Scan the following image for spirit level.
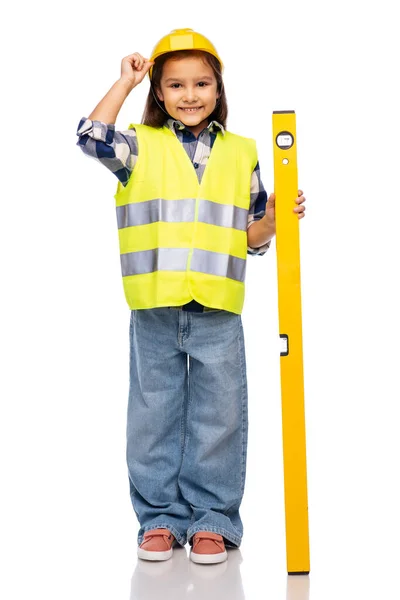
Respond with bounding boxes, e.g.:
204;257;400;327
272;110;310;575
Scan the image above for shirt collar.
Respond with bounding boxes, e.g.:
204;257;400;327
165;117;225;136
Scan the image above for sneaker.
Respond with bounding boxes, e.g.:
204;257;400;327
137;528;177;561
189;531;228;564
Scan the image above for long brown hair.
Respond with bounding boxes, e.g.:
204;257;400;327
141;50;228;129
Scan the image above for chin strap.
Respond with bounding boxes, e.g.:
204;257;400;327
150;84;170;116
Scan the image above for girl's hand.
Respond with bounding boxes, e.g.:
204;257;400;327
264;189;307;230
294;190;306;219
120;53;155;88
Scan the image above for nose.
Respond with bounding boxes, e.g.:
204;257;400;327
182;86;198;103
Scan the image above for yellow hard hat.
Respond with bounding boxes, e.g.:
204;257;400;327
149;28;223;79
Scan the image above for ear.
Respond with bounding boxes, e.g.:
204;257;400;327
155;87;164;102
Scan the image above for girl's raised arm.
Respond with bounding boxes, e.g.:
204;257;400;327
87;53;154;124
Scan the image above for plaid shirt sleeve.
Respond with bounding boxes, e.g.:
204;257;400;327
76;117;138;186
247;161;271;256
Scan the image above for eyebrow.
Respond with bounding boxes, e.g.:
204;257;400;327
164;76;214;83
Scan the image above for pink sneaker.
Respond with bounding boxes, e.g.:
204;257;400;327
190;531;228;564
137;528;177;561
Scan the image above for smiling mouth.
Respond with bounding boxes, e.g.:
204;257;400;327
179;107;202;112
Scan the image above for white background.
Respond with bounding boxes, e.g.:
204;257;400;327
1;0;400;598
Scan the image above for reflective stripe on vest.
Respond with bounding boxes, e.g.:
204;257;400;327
114;124;258;314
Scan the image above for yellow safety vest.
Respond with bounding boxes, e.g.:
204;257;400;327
114;123;258;314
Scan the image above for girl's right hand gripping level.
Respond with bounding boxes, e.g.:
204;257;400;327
120;53;155;88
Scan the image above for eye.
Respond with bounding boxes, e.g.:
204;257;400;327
170;83;181;88
197;82;208;87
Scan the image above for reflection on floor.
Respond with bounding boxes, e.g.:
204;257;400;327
129;545;310;600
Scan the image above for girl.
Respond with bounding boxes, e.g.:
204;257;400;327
76;28;306;565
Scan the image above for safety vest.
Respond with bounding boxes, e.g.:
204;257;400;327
114;123;258;314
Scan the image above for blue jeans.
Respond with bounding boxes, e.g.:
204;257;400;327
127;306;249;549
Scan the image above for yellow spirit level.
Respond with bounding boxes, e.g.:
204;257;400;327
272;110;310;575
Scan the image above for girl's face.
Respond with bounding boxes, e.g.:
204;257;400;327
157;55;219;137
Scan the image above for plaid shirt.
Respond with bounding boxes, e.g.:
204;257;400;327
76;117;270;255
